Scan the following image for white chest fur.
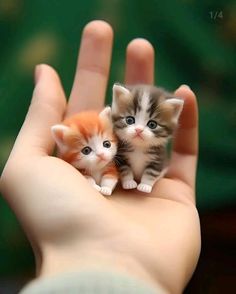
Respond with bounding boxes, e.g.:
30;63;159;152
91;170;103;184
127;147;149;180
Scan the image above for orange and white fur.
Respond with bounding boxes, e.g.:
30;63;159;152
51;107;118;196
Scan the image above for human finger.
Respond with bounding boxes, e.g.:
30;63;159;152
166;85;198;189
67;20;113;116
11;64;66;157
125;38;154;85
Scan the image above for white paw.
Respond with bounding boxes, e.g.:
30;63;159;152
122;180;137;190
137;183;152;193
100;186;112;196
93;184;101;192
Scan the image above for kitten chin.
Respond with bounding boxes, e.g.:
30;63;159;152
129;137;167;149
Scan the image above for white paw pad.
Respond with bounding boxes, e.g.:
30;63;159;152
100;186;112;196
137;183;152;193
122;180;137;190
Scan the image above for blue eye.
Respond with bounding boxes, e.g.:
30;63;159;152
81;146;92;155
126;116;135;125
147;120;158;129
103;140;111;148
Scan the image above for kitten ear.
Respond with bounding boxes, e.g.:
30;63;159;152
165;98;184;122
51;124;71;149
113;83;130;100
99;106;112;121
112;84;131;112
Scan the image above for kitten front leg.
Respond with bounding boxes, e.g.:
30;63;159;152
137;164;167;194
100;177;118;196
119;165;137;190
85;176;101;192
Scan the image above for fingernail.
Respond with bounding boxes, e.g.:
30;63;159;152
34;65;42;84
181;84;191;89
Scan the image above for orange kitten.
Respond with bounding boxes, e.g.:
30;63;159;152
51;107;118;196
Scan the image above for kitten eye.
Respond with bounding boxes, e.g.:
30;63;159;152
147;120;158;129
103;140;111;148
81;146;92;155
126;116;135;125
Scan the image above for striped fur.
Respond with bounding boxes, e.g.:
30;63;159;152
112;84;184;193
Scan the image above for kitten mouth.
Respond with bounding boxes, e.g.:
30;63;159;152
97;157;107;163
133;134;144;140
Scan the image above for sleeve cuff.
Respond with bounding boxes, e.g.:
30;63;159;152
20;269;161;294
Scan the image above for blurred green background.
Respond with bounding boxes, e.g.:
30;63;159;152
0;0;235;289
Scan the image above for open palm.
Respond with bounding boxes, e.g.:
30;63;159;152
1;21;200;294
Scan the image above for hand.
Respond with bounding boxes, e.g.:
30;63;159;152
0;21;200;294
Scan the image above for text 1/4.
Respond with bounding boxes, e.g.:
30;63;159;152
209;11;223;20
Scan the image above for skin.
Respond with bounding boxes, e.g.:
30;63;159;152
0;21;200;294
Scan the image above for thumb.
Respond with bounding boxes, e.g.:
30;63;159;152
12;64;66;157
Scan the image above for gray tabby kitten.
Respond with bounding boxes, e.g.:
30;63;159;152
111;84;184;193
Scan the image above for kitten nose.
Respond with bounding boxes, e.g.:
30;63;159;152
135;128;143;134
97;153;106;160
